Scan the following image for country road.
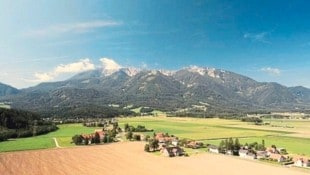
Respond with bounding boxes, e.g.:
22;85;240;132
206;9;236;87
53;138;61;148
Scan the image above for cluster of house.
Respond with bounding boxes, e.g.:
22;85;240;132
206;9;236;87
207;144;310;168
153;133;204;157
80;130;105;144
154;132;183;157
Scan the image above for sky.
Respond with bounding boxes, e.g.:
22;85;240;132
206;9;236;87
1;0;310;88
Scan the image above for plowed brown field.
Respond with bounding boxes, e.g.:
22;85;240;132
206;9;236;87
0;142;308;175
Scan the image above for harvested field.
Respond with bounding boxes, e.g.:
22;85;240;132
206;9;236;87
0;142;308;175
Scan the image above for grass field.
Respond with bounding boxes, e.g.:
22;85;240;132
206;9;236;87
0;124;101;152
118;117;310;156
1;117;310;157
118;117;291;140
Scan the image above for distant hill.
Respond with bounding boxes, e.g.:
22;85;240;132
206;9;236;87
1;66;310;117
0;82;20;97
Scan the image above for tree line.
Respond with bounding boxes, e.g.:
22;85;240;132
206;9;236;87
217;137;266;155
72;122;121;145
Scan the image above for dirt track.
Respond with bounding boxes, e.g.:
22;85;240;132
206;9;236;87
0;142;308;175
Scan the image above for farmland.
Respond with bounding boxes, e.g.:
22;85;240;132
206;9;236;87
118;117;310;156
1;142;308;175
1;116;310;175
0;116;310;157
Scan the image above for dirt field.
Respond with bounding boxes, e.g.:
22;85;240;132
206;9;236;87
0;142;308;175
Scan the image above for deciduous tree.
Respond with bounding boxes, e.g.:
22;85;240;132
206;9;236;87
126;131;133;140
94;132;100;144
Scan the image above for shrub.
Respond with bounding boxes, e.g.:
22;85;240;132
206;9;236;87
144;144;150;152
133;134;141;141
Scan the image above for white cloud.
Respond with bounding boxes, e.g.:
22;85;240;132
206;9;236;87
25;20;122;37
31;59;95;82
55;59;95;74
244;32;270;43
260;67;281;76
100;58;122;75
34;72;54;82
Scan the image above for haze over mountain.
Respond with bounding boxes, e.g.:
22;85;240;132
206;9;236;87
1;64;310;117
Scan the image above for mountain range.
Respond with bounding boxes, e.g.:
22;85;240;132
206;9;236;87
1;66;310;116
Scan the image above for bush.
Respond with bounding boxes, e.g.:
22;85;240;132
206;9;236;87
0;130;15;141
144;144;150;152
133;134;141;141
72;135;83;145
145;135;151;141
126;131;133;140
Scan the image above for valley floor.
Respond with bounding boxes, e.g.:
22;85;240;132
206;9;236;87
0;142;308;175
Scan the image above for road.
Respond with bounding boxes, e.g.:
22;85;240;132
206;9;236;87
53;137;61;148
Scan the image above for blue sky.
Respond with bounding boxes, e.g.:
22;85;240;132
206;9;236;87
1;0;310;88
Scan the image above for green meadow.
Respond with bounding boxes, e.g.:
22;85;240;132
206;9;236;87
1;117;310;157
0;124;101;152
118;117;310;156
118;117;291;140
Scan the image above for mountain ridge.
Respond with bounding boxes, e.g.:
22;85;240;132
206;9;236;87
1;66;310;116
0;82;20;97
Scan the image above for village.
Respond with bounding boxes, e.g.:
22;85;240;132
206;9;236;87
73;121;310;169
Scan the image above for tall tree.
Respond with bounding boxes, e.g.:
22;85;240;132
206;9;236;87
72;135;82;145
113;122;119;130
126;131;133;140
262;139;265;149
218;140;225;153
144;144;150;152
149;139;159;151
84;137;89;145
234;138;241;150
133;134;141;141
224;139;229;151
124;123;129;132
94;132;100;144
228;137;234;150
103;134;108;143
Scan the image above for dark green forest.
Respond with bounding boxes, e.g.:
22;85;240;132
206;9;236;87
0;108;57;141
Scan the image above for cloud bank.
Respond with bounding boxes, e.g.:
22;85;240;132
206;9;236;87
260;67;281;76
32;59;95;82
31;58;124;82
